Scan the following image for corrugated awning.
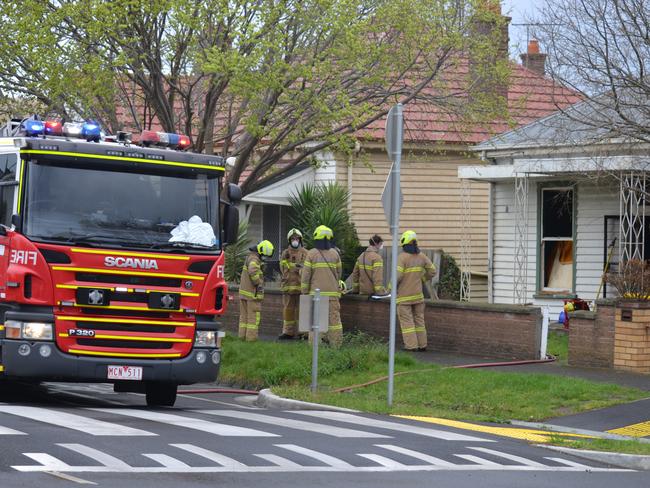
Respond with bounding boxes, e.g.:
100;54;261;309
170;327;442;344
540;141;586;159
242;167;315;206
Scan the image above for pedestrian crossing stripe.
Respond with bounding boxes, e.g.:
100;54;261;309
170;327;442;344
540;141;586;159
393;415;592;443
607;420;650;438
0;405;156;436
10;442;630;473
295;411;493;442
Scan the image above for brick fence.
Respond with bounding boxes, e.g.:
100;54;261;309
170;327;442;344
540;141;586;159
221;288;543;360
568;300;615;369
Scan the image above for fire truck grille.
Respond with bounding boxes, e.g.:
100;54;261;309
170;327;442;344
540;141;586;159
110;291;149;303
80;308;170;318
76;339;173;349
75;272;182;288
76;321;173;334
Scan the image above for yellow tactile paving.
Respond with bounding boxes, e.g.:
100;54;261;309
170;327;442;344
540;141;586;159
393;415;592;443
607;421;650;438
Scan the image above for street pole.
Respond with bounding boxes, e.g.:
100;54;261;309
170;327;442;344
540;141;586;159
311;289;321;394
387;104;403;407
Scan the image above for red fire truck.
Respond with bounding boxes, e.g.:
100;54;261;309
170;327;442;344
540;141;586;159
0;117;240;406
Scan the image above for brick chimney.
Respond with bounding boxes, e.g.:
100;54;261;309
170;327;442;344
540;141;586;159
520;39;547;76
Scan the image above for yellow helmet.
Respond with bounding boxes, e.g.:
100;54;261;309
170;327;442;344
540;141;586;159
287;228;303;241
400;230;417;246
256;239;275;257
313;225;334;240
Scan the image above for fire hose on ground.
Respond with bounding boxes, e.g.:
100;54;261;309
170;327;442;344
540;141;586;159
177;357;556;396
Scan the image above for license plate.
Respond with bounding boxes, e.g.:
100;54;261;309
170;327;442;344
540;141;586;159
107;365;143;381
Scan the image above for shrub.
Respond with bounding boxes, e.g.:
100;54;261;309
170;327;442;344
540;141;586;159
605;259;650;300
288;182;360;276
438;252;461;301
224;220;250;283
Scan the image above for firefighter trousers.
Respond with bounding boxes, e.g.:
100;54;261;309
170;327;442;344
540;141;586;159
282;294;300;336
308;297;343;348
397;302;427;350
238;298;261;342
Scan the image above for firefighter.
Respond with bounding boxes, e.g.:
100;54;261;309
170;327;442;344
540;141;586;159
238;239;274;342
351;234;388;296
396;230;436;351
278;228;309;340
300;225;345;348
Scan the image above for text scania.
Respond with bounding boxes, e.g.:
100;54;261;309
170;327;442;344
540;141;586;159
104;256;159;270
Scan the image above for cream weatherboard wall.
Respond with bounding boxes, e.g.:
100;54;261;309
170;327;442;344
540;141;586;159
491;179;619;316
339;149;490;300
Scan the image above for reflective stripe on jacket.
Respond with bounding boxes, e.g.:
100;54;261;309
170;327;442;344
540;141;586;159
300;248;342;297
396;251;436;304
239;252;264;300
351;246;387;295
280;246;309;294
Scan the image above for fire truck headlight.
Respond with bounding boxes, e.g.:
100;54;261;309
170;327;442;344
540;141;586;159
4;320;23;339
195;331;216;347
22;322;53;341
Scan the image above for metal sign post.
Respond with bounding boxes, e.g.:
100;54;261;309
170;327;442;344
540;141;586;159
311;289;321;393
382;103;404;408
299;289;328;394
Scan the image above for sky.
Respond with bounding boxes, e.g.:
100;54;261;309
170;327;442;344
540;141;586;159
502;0;545;58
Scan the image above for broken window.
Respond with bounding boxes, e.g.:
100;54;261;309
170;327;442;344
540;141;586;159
540;188;574;293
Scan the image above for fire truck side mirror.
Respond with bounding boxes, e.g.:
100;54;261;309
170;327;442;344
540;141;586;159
227;184;242;203
11;214;21;233
223;205;239;246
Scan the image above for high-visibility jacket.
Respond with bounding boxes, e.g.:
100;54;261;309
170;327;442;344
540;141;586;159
280;246;308;294
239;252;264;300
351;246;387;295
396;251;436;305
300;247;342;297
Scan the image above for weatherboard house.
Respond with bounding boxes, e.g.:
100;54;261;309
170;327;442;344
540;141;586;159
459;98;650;316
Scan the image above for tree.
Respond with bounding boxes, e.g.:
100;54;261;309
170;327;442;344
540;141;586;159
532;0;650;143
0;0;509;194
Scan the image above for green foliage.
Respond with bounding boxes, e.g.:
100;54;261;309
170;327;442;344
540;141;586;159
221;332;415;388
0;0;511;193
546;436;650;456
547;330;568;364
224;220;251;284
438;252;461;301
219;335;647;421
288;182;360;276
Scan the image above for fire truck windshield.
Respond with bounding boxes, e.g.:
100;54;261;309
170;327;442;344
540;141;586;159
23;161;221;250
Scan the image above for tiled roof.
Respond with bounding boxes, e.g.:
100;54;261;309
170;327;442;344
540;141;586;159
361;63;581;145
115;61;580;151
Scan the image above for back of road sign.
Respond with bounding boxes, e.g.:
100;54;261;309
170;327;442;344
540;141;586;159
298;295;330;332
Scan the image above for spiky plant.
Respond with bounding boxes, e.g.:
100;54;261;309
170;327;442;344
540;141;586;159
224;220;251;283
288;182;360;276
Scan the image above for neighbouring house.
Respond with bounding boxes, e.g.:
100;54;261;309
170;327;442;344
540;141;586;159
243;33;580;300
459;96;650;316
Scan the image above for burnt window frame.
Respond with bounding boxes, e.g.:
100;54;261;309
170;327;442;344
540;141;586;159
536;184;577;297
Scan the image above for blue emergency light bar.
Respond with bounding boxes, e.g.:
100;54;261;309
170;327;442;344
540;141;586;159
19;116;103;142
22;119;45;137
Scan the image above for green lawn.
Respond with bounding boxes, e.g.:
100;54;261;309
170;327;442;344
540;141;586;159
547;329;568;364
547;435;650;455
220;334;647;423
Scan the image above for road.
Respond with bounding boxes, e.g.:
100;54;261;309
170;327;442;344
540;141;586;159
0;381;646;488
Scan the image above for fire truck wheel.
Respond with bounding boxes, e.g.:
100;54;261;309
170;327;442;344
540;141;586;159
145;382;178;407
